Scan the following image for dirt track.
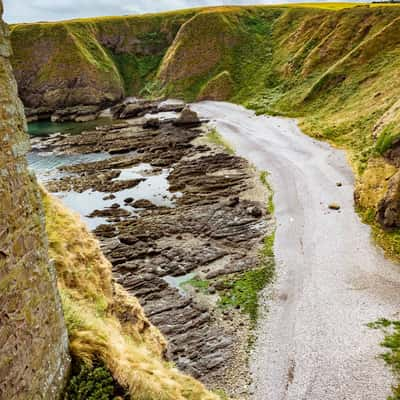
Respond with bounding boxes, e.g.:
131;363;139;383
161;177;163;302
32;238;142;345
193;101;400;400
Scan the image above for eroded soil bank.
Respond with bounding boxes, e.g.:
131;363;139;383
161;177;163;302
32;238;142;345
28;99;274;398
192;101;400;400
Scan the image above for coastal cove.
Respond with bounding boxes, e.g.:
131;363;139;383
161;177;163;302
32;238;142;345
4;3;400;399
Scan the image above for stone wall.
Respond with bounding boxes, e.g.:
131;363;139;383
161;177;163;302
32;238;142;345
0;1;70;398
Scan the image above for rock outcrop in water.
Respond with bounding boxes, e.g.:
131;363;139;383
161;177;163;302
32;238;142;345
0;2;70;398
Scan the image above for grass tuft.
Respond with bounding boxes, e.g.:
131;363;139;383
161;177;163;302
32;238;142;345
260;171;275;214
206;129;234;154
183;278;210;294
369;319;400;400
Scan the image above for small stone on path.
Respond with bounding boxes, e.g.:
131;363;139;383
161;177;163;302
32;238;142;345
328;203;341;210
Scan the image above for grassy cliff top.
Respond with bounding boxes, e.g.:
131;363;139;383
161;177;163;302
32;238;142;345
9;3;400;28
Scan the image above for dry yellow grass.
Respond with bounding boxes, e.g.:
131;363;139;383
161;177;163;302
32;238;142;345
43;191;220;400
355;158;397;210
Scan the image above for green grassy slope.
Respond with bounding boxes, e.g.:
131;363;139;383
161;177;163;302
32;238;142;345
44;193;220;400
10;4;400;256
10;10;197;108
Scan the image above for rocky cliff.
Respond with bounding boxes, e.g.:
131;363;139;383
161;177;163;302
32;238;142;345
0;1;70;398
10;10;196;110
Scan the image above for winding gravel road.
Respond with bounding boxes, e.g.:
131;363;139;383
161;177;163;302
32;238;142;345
193;101;400;400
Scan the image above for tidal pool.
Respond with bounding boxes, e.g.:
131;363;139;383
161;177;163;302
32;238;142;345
162;272;196;295
50;165;182;230
27;151;111;182
28;120;182;231
28;118;113;137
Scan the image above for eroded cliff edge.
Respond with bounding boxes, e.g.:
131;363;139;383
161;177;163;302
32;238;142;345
0;1;70;398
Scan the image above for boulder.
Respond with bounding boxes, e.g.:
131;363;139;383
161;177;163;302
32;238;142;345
143;117;161;129
173;106;201;126
226;196;240;207
157;101;185;113
51;105;101;122
246;206;263;218
377;170;400;228
132;199;156;209
25;106;53;122
75;114;98;122
115;100;158;119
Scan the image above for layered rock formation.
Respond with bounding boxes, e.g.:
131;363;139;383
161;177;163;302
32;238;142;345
8;4;400;268
0;1;70;398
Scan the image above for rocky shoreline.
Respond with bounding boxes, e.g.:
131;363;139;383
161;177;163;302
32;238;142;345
29;99;274;398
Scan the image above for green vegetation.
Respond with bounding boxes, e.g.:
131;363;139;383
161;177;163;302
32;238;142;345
359;206;400;263
369;319;400;399
218;168;275;324
64;362;118;400
375;123;400;155
219;233;275;325
260;171;275;214
145;3;400;270
9;9;198;107
110;52;164;95
206;129;234;154
10;6;400;394
199;71;234;101
183;278;210;294
211;389;230;400
44;192;220;400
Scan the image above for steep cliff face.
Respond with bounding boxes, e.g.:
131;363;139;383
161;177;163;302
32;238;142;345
10;10;196;110
0;1;70;398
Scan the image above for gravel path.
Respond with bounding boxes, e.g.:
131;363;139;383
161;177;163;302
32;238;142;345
193;101;400;400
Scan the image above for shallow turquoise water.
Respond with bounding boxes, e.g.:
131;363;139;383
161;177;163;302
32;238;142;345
28;119;111;137
27;152;111;182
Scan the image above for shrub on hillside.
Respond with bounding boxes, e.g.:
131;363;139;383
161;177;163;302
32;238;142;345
64;363;118;400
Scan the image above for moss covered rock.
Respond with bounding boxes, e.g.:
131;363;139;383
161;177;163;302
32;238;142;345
377;170;400;229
